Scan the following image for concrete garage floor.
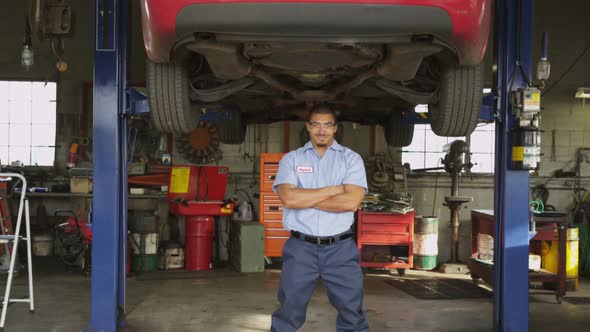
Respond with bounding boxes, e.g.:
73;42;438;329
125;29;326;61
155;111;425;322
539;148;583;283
4;260;590;331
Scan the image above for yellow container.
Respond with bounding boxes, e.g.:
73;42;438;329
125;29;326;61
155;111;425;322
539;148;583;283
541;227;579;289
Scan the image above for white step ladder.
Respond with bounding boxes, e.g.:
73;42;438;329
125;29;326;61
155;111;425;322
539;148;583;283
0;197;12;268
0;173;34;331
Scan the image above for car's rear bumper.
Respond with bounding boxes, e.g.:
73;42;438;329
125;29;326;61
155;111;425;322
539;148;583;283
176;3;452;40
141;0;491;65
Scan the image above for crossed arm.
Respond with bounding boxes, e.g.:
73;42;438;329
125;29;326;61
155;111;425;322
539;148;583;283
276;183;365;213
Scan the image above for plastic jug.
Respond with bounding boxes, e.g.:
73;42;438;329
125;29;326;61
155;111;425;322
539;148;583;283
236;202;253;222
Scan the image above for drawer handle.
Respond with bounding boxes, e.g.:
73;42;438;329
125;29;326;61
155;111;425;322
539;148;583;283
268;175;276;180
269;206;281;211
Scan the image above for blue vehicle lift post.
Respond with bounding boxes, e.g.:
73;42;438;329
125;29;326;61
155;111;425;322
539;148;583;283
91;0;128;331
493;0;534;331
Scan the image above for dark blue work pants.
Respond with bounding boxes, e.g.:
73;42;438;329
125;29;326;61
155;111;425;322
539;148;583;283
271;236;370;332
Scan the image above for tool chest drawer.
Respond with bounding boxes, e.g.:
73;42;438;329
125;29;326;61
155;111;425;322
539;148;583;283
359;232;410;245
264;237;289;257
360;223;410;234
261;171;278;192
265;228;291;237
261;193;283;210
261;193;283;221
260;153;284;192
357;211;414;225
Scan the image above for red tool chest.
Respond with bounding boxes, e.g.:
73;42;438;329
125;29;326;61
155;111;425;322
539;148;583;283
356;210;414;274
259;153;288;257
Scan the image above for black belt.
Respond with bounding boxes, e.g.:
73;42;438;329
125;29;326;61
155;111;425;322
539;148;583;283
290;231;353;246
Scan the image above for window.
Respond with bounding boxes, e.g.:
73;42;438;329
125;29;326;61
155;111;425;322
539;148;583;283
0;81;56;166
403;123;465;171
468;123;495;173
402;104;495;173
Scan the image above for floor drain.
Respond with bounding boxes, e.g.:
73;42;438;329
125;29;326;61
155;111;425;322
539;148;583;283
563;297;590;305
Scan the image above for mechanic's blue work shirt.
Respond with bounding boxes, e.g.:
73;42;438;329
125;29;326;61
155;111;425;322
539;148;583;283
273;140;367;237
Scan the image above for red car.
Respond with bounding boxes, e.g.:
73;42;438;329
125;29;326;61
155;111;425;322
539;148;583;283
141;0;492;146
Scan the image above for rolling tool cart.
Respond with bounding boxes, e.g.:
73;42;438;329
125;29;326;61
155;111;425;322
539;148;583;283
356;210;414;275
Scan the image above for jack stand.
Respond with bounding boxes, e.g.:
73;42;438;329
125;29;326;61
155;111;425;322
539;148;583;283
437;141;473;274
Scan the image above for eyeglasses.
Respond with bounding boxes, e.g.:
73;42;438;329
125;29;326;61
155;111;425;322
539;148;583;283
308;121;336;130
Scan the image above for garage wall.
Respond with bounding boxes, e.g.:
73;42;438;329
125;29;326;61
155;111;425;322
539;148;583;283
531;0;590;244
0;1;145;171
1;1;588;262
0;2;148;221
534;0;590;176
0;2;90;170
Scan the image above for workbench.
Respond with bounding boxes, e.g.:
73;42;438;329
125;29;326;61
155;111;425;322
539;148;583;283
356;210;414;275
26;192;167;199
467;209;567;303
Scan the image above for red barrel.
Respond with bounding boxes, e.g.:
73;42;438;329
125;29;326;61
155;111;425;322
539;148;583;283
185;216;214;271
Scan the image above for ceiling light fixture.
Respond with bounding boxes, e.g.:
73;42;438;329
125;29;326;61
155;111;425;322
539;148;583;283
21;16;34;71
575;87;590;99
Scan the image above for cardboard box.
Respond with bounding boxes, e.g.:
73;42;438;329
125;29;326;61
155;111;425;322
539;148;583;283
159;247;184;270
70;177;92;193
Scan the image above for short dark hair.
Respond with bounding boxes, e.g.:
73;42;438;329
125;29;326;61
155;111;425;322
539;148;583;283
307;105;338;123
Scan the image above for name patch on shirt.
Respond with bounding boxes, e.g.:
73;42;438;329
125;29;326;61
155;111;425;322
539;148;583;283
296;166;314;173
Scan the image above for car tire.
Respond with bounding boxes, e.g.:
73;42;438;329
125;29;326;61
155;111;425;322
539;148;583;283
428;63;483;137
147;59;200;134
384;111;414;147
299;123;344;146
218;107;247;145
